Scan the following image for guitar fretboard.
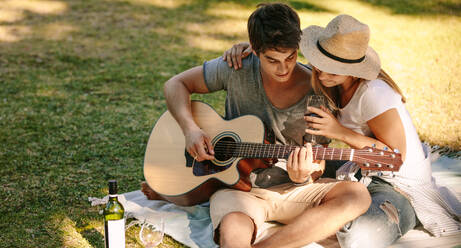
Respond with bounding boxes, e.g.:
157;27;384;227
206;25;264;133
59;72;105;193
214;142;353;161
213;141;400;170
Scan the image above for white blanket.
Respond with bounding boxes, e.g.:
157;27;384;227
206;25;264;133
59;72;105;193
90;154;461;248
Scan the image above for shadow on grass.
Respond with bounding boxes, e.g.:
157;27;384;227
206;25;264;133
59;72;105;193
358;0;461;16
81;227;104;247
0;0;307;246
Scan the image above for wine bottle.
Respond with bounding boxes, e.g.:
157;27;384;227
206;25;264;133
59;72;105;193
104;180;125;248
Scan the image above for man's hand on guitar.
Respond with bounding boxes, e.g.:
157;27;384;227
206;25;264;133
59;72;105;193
287;143;317;184
185;127;215;162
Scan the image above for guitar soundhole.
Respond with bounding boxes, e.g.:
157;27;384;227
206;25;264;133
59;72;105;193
214;136;237;162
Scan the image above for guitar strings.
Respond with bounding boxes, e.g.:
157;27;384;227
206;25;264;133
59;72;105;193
210;142;400;166
203;140;400;169
212;140;396;152
212;142;398;156
210;153;397;162
211;148;397;157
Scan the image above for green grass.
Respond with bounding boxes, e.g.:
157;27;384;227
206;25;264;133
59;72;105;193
0;0;460;247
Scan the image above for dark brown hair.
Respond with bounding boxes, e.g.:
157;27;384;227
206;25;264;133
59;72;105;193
248;3;302;54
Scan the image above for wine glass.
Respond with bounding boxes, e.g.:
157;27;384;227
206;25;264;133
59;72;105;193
304;95;327;145
139;215;164;248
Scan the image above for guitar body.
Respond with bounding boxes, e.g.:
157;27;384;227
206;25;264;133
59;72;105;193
143;101;268;206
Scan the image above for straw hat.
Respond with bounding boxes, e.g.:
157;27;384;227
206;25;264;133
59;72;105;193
300;14;381;80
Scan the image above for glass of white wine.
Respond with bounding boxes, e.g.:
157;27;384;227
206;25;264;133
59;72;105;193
139;215;164;248
305;94;328;145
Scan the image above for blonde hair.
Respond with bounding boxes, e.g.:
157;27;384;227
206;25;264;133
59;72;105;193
310;66;406;112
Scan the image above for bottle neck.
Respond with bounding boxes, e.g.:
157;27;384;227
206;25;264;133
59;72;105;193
108;194;118;200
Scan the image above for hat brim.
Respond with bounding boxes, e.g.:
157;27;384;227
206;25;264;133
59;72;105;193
300;26;381;80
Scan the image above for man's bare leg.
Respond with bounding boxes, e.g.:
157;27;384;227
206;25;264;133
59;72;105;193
252;181;370;248
219;212;256;248
216;181;369;248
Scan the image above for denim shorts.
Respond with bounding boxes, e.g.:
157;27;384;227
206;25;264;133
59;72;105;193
336;176;418;248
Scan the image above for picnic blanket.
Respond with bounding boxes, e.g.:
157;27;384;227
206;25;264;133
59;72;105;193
89;153;461;248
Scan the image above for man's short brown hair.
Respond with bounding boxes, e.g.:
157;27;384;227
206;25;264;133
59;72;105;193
248;3;302;54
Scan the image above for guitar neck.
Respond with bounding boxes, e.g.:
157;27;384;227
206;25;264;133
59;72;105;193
230;143;350;161
213;142;401;171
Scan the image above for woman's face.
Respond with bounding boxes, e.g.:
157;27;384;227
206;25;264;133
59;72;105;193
314;66;354;88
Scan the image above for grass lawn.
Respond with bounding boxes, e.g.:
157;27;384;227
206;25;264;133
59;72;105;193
0;0;460;247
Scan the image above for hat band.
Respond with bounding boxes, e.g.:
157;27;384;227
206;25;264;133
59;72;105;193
317;41;365;64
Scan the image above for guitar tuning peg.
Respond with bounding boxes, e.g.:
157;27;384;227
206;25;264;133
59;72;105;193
383;147;388;151
393;148;400;154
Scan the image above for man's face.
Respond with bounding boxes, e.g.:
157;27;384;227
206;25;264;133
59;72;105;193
257;48;298;83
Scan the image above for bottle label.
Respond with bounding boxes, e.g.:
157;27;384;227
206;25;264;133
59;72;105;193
105;219;125;248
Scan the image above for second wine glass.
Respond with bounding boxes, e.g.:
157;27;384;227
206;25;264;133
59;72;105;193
139;215;164;248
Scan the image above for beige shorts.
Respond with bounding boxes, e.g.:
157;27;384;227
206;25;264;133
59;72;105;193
210;178;339;235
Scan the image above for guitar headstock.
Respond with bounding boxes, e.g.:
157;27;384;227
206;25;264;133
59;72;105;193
353;146;402;172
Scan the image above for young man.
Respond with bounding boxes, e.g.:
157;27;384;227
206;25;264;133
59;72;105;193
158;3;370;247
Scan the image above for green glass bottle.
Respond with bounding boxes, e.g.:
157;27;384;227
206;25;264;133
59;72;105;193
104;180;125;248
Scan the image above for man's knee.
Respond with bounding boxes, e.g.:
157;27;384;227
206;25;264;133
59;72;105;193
219;212;255;248
348;182;372;211
325;181;371;213
221;212;253;229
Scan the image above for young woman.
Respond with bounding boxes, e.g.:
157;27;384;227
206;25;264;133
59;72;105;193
224;14;461;248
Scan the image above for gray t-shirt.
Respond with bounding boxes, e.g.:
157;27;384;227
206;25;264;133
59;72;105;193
203;53;321;146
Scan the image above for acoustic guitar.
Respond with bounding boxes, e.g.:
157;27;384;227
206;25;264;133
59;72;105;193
144;101;402;206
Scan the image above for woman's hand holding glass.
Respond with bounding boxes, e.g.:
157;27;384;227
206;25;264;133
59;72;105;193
304;105;346;141
304;95;329;145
